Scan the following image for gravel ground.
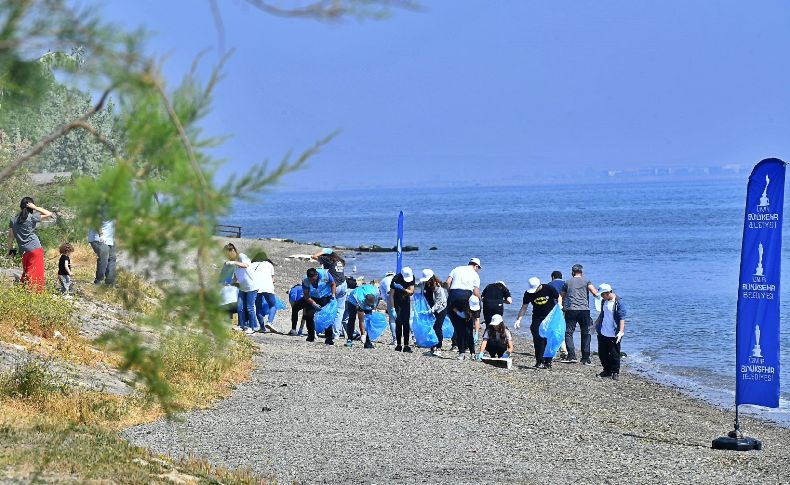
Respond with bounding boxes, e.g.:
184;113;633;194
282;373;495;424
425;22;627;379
122;239;790;484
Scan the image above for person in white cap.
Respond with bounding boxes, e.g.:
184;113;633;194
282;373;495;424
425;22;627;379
379;271;397;345
476;314;513;359
420;269;448;355
593;283;628;381
449;294;481;360
515;276;560;369
445;258;482;349
389;266;415;352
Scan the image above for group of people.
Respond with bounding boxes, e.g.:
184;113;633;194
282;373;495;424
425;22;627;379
6;197;116;293
223;242;629;381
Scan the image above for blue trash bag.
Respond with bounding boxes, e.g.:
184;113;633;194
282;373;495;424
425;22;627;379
539;305;566;358
442;316;454;340
365;312;389;341
314;299;338;334
275;296;287;311
218;263;235;285
412;294;439;348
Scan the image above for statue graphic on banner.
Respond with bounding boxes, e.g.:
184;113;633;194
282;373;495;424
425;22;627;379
751;323;763;358
754;242;765;277
759;174;771;207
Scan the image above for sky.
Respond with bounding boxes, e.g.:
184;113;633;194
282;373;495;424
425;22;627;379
98;0;790;190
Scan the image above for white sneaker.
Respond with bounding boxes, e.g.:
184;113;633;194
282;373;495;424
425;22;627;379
288;329;297;336
244;327;255;335
457;354;466;361
433;349;442;357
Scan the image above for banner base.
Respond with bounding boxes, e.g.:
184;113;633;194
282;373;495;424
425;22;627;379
712;430;762;451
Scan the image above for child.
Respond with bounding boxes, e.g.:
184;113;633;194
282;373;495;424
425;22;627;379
58;243;74;295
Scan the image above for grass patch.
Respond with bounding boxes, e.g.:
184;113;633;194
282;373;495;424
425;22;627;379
0;329;258;482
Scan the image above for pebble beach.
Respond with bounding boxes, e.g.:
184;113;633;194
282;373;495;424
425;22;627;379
123;238;790;484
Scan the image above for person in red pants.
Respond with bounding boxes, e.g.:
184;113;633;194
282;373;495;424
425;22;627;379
7;197;53;292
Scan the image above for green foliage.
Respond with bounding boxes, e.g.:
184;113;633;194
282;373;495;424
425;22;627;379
1;358;69;400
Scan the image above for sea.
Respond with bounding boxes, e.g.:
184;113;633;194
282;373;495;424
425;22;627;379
227;177;790;427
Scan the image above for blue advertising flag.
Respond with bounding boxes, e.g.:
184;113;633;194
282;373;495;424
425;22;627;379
396;211;404;273
736;158;785;408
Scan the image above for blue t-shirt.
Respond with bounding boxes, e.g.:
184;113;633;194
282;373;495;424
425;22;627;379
548;279;567;303
302;269;335;298
348;285;380;311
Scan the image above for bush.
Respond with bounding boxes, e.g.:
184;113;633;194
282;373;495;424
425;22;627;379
1;358;69;400
0;282;75;338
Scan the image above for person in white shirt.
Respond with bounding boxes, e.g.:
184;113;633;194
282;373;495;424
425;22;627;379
224;243;257;334
87;220;116;286
250;253;277;333
445;258;482;350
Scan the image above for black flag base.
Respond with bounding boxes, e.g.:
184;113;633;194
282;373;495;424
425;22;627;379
712;429;763;451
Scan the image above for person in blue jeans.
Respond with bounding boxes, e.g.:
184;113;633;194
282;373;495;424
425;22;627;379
312;248;347;341
225;243;257;335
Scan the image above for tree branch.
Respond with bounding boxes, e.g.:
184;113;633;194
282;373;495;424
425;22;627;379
0;84;118;182
242;0;421;20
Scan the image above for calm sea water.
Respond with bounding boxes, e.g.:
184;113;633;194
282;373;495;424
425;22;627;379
228;178;790;426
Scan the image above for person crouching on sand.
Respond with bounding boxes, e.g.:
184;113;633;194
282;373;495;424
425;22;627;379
476;314;513;359
345;284;380;349
594;283;628;381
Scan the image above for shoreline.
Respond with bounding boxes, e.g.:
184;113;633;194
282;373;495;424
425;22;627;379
223;236;790;429
120;236;789;483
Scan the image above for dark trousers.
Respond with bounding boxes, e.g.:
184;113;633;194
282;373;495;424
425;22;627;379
431;308;447;350
597;334;621;374
450;311;474;355
564;310;592;360
291;299;306;330
530;319;550;364
482;302;503;324
90;241;116;285
395;302;411;346
486;339;508;358
345;301;372;345
305;296;332;342
447;289;472;347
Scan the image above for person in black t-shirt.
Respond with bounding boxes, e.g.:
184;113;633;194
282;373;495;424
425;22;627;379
481;281;512;324
389;267;415;352
515;276;560;368
57;242;74;295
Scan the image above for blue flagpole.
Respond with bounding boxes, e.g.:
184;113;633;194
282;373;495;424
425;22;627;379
396;211;404;274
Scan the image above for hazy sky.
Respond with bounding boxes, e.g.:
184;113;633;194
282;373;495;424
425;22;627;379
100;0;790;189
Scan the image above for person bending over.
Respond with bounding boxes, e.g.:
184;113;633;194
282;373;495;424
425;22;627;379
302;267;337;344
345;284;381;349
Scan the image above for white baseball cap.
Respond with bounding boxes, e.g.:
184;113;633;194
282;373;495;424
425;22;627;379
489;314;504;326
526;276;541;293
469;258;482;268
419;268;434;283
401;267;414;283
598;283;613;294
469;295;481;311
